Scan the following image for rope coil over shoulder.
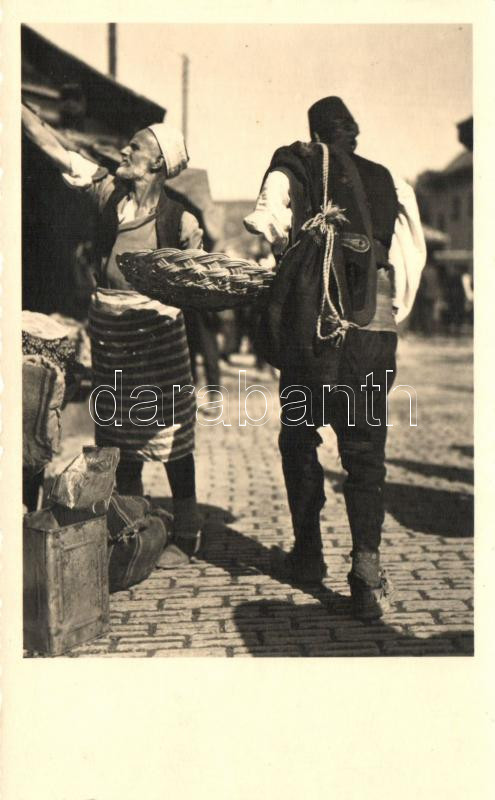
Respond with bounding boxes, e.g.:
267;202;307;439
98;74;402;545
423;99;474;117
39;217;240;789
301;142;360;346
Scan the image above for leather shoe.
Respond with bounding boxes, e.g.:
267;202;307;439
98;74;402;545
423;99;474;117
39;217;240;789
347;552;393;621
269;546;327;585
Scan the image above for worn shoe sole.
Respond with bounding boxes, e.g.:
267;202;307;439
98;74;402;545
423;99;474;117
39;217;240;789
348;572;394;621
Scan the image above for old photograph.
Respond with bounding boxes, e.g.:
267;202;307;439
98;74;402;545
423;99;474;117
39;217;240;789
20;22;473;658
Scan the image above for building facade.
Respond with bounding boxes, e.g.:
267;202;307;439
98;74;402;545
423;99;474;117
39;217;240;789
412;117;473;333
415;116;473;254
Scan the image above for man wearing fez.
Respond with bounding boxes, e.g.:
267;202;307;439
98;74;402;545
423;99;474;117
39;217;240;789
244;96;426;619
22;105;203;568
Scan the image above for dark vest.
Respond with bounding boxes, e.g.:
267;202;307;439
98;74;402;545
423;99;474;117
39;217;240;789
95;179;185;287
347;153;398;249
265;141;398;325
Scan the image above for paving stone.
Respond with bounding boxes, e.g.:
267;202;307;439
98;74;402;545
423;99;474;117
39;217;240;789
384;613;436;624
131;588;192;599
421;590;473;600
197;586;258;596
224;619;292;633
114;639;186;652
160;596;224;609
381;639;457;656
387;591;424;600
305;643;381;657
332;626;407;641
110;600;161;612
189;633;260;648
437;613;474;624
400;600;469;612
262;630;333;645
124;611;194;623
407;625;472;638
69;651;147;658
232;646;303;657
103;624;150;634
154;621;221;635
193;611;234;623
157;648;229;657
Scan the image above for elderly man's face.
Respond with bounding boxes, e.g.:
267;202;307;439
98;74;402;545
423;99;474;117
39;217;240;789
116;129;163;181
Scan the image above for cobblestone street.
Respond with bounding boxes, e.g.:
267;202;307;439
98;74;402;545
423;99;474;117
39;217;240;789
50;334;474;658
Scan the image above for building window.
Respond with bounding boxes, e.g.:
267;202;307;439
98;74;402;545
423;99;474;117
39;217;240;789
437;212;445;231
451;195;461;221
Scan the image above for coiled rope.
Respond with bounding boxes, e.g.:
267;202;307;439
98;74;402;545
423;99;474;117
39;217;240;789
302;142;359;346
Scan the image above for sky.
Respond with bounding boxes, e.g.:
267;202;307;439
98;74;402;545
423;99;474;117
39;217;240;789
32;23;472;201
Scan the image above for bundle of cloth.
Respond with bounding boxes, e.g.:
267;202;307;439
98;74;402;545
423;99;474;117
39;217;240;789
22;310;77;371
22;311;82;508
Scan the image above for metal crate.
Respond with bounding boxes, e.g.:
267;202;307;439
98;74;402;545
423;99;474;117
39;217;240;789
23;514;110;656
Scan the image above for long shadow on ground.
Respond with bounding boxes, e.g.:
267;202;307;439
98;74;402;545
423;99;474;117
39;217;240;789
232;599;473;657
151;498;473;657
386;457;473;486
323;469;474;538
152;494;347;605
452;444;474;459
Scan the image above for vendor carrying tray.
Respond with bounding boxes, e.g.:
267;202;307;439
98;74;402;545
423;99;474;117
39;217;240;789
117;247;276;311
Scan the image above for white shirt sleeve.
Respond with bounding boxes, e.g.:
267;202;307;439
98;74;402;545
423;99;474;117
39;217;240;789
388;176;427;323
61;151;100;189
179;211;204;250
244;170;293;253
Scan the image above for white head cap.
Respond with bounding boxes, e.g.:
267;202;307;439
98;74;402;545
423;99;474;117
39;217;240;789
147;122;189;179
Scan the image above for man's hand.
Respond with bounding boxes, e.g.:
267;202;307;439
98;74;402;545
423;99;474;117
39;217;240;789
22;103;72;174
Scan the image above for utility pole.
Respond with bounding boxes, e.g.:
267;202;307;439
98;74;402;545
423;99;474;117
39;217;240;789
108;23;117;79
181;53;189;142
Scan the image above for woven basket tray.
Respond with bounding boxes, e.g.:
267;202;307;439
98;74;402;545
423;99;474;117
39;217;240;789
117;248;275;311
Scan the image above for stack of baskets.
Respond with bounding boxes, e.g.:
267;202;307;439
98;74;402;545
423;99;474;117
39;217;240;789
117;248;276;311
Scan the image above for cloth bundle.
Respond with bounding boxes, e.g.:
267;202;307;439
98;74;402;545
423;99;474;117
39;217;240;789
22;311;77;373
22;311;84;407
22;311;82;478
49;447;120;512
107;494;171;592
23;355;66;476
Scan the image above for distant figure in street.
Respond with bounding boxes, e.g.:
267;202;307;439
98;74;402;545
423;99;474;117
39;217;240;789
244;96;426;620
248;236;278;372
22;104;203;568
441;262;469;335
461;265;474;326
184;308;221;406
409;255;441;336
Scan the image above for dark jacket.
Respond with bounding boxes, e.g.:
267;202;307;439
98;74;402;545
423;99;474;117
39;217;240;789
256;141;398;382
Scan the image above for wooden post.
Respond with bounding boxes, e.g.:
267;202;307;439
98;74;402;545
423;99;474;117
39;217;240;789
182;53;189;142
108;23;117;79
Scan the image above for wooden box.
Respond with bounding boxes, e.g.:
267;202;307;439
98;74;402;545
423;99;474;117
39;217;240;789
23;514;110;656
